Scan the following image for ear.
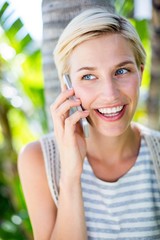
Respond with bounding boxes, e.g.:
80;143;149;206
139;64;144;86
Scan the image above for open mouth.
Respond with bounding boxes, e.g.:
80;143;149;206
96;105;125;118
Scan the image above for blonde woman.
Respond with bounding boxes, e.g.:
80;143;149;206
18;8;160;240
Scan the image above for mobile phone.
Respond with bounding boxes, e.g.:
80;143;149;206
63;74;89;138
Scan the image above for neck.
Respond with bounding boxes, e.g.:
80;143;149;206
86;123;141;165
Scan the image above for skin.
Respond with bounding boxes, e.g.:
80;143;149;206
18;33;144;239
68;34;144;181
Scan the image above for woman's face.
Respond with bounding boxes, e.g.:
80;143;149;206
69;34;144;137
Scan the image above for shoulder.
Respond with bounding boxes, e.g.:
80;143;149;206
18;133;60;205
18;140;45;186
134;122;160;139
18;132;55;172
18;140;43;171
20;140;42;157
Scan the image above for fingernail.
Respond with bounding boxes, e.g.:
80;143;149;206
84;110;89;113
75;98;80;101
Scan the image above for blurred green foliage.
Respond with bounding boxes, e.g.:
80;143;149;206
0;0;151;239
0;0;47;239
115;0;151;124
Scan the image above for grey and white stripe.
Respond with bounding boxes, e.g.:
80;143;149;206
81;138;160;239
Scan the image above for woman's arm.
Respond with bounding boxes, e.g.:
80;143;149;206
18;141;57;239
18;140;87;240
51;172;87;240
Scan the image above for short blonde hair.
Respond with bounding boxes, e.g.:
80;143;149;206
54;8;146;82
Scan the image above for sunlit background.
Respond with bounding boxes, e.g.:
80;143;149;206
8;0;152;41
0;0;45;238
8;0;42;41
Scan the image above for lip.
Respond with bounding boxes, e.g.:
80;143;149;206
95;105;127;122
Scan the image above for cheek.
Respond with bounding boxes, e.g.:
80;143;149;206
74;86;93;108
125;80;140;106
123;75;140;96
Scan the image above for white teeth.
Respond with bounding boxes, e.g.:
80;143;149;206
98;106;123;114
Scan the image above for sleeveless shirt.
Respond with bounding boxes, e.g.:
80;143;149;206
40;124;160;239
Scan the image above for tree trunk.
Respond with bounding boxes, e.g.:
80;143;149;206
147;0;160;129
42;0;115;130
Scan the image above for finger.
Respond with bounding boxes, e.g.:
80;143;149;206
50;98;84;140
50;98;81;122
64;110;89;137
51;88;75;110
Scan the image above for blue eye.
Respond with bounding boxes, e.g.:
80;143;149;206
82;74;95;80
115;68;128;75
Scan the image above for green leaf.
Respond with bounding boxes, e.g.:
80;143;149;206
0;2;9;19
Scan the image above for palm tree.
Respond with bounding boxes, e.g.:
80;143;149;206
147;0;160;129
41;0;115;129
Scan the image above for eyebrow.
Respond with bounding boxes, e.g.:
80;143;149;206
76;60;135;72
115;60;135;67
76;66;96;72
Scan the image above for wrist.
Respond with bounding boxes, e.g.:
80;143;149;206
59;174;82;191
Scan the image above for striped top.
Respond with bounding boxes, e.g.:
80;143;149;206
81;137;160;239
40;125;160;239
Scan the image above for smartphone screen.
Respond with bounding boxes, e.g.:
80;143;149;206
63;74;89;138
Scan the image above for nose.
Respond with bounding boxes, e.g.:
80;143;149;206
97;77;120;103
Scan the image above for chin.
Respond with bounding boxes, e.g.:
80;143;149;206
93;121;132;138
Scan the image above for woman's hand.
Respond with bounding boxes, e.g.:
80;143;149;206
50;88;89;181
